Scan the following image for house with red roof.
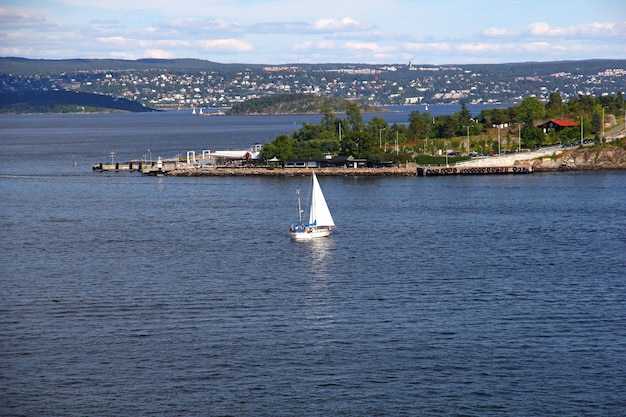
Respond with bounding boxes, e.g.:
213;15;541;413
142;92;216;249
537;119;580;134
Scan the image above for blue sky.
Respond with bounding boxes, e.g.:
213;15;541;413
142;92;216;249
1;0;625;65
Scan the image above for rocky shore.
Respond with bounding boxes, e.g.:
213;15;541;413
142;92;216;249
516;146;626;172
165;146;625;177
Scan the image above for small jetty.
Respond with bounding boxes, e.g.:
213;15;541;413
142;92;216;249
92;157;179;176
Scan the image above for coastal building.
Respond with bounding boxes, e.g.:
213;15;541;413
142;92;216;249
537;119;580;134
284;156;367;169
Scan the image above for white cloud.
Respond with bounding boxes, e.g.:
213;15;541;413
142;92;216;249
143;49;177;59
159;18;244;33
311;17;372;32
97;36;130;45
527;22;570;37
525;21;624;37
197;39;255;53
482;27;517;37
138;39;192;49
97;36;128;45
343;42;391;53
292;40;336;51
519;42;555;52
0;7;44;25
404;42;452;52
456;43;504;53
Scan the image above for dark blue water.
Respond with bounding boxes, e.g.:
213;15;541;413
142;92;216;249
1;111;625;416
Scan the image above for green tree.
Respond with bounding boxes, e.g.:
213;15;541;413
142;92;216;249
520;106;544;148
261;134;294;160
442;116;458;139
567;94;596;115
340;131;360;157
345;102;363;132
492;108;510;125
320;106;336;131
408;110;431;141
456;102;473;130
546;92;563;117
591;110;602;135
507;106;519;124
578;95;596;114
366;116;389;149
519;96;544;121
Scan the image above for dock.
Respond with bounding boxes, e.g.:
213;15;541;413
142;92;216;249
92;158;179;175
92;161;142;172
417;165;533;176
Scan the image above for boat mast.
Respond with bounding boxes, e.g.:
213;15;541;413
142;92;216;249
296;189;302;223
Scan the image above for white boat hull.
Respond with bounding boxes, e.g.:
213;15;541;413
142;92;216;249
290;227;333;240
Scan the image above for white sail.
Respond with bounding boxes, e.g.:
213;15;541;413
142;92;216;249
309;172;335;227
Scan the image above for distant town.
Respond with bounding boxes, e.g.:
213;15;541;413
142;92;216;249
0;58;624;110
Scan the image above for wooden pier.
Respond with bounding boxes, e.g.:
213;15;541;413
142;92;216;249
92;159;179;175
417;165;533;176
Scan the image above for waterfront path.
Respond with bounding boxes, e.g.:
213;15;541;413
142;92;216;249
455;146;564;168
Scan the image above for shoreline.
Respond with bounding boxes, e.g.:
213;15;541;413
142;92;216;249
166;165;625;177
168;166;419;177
95;146;625;177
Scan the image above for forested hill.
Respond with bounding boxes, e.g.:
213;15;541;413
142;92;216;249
0;57;257;76
227;94;384;115
0;90;155;113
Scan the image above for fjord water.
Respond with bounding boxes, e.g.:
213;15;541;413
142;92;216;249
1;111;625;416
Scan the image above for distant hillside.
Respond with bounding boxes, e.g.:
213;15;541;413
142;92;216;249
0;57;262;76
0;90;155;113
227;94;385;115
1;57;624;108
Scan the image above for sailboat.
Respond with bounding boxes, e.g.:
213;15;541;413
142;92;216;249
290;172;335;240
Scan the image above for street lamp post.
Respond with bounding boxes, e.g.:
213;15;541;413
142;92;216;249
462;125;470;154
578;116;583;145
379;128;386;149
580;117;585;146
395;131;399;155
602;107;604;138
497;126;501;156
514;123;522;152
602;106;608;139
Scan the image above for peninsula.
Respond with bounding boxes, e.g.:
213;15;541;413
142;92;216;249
0;90;155;113
226;94;385;115
159;146;624;177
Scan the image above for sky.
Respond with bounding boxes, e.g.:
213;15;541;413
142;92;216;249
1;0;625;65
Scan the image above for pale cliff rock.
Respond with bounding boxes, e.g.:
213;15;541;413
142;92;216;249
516;146;626;171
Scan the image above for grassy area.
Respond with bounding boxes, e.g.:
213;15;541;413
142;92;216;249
413;155;470;165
